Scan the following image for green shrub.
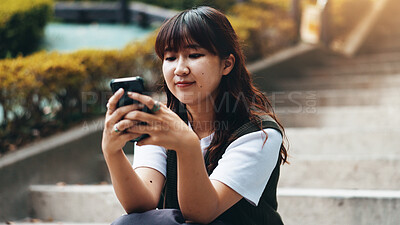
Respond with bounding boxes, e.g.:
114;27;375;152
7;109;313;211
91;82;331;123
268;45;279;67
0;0;53;58
0;32;161;153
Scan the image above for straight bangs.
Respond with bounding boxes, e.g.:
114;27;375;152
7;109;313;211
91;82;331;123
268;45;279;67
155;9;218;59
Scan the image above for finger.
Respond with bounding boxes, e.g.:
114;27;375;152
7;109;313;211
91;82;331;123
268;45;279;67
107;88;124;115
124;110;158;125
126;124;155;134
106;104;144;127
127;92;166;113
112;123;123;134
115;119;137;132
121;133;144;144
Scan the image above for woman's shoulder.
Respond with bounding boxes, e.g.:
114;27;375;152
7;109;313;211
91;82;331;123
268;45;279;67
229;128;282;149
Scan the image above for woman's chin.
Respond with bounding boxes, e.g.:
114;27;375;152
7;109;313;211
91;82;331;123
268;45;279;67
178;99;196;106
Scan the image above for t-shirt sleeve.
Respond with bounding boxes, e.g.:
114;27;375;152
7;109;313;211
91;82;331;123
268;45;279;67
209;128;282;206
132;143;167;177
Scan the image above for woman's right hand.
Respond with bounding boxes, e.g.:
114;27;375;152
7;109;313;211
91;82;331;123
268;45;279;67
102;88;144;155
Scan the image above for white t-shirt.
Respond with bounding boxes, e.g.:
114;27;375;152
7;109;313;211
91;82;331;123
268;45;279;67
132;128;282;206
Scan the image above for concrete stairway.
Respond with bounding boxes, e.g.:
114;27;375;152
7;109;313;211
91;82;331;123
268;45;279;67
12;1;400;224
28;184;124;223
270;0;400;224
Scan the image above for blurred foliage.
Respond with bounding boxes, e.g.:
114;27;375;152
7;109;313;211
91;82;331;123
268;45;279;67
0;0;53;58
55;0;235;12
57;0;116;1
0;33;161;154
134;0;236;12
229;0;297;61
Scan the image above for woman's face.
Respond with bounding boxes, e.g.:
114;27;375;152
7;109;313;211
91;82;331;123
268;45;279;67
162;42;230;108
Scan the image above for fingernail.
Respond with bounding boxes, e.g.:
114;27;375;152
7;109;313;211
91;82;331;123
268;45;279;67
127;91;134;96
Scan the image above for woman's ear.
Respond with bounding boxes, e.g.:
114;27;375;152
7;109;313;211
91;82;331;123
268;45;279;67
222;54;235;76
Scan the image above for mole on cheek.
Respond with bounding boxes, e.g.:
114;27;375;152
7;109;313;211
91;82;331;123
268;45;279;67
150;180;153;183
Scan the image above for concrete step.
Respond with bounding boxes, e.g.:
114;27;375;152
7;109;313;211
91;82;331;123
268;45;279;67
276;105;400;128
278;188;400;225
29;185;125;223
323;52;400;66
266;73;400;91
303;63;400;77
279;155;400;189
360;47;400;55
285;127;400;156
25;186;400;225
375;29;400;38
362;40;400;54
267;88;400;107
366;31;400;44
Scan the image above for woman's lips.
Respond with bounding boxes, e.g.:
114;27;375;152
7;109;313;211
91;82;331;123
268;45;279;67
176;82;195;87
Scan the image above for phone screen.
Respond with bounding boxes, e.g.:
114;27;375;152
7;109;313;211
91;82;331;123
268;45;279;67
110;76;146;108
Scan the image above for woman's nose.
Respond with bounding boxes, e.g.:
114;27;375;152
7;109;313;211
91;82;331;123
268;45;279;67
174;58;190;76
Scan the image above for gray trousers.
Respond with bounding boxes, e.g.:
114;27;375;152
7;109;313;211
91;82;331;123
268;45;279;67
111;209;230;225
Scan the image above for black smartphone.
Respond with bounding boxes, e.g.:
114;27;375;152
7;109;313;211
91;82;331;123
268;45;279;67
109;76;150;142
110;76;150;110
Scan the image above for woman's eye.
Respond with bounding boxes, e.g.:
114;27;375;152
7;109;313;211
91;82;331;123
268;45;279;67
165;57;176;61
189;54;203;58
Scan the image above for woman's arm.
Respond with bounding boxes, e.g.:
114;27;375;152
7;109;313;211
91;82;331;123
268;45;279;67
125;92;242;223
103;149;165;213
102;89;165;213
175;139;243;224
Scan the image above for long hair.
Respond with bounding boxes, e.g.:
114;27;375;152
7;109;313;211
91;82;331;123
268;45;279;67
155;6;288;173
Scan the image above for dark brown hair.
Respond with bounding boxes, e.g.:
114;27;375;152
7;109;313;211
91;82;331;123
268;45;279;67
155;6;288;173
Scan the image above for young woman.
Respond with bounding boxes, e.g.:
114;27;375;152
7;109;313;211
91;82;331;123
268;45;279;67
102;6;288;225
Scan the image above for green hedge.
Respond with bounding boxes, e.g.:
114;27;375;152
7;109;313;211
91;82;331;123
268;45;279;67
0;0;53;58
0;33;161;153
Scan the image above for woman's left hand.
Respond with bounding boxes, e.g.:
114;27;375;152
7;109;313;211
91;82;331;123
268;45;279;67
124;92;198;151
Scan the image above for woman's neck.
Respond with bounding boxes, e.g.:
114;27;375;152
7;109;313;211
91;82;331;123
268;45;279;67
186;103;215;139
